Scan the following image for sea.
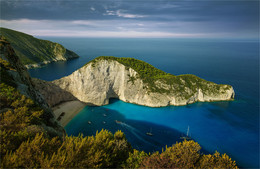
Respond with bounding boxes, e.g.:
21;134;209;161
29;38;259;168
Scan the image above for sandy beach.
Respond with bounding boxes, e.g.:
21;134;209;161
52;101;87;127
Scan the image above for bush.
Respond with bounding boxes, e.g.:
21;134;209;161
163;140;201;168
1;130;131;168
1;133;61;168
140;140;201;168
197;151;238;169
122;149;148;168
141;152;177;169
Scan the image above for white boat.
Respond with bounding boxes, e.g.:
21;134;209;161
115;120;122;124
180;126;191;140
146;127;153;136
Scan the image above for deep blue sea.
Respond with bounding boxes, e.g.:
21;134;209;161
30;38;259;168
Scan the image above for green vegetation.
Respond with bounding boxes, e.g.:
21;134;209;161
0;83;46;157
139;141;237;169
0;27;78;65
86;56;231;98
0;58;16;87
2;130;131;168
0;81;238;168
0;43;237;168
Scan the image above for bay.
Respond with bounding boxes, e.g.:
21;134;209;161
29;38;259;168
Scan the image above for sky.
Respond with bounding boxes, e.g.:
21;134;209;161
0;0;259;38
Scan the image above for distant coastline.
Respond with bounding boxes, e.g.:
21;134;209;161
0;27;79;69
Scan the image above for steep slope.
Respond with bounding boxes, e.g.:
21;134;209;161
0;39;64;137
54;56;235;107
0;27;79;68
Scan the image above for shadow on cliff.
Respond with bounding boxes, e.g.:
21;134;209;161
65;103;210;154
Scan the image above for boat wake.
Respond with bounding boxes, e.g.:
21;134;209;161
117;122;152;145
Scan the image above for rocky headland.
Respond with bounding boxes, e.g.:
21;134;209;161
0;27;79;69
51;56;235;107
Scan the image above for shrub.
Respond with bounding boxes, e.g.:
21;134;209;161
197;151;238;169
122;149;148;168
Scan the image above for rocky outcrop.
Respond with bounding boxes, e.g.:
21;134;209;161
0;39;64;137
25;48;79;69
0;40;48;109
53;57;235;107
32;78;77;107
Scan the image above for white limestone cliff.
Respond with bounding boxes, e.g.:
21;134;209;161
53;59;235;107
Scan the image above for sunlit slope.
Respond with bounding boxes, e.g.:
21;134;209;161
0;27;79;68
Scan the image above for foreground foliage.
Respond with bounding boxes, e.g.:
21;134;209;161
1;131;237;168
2;130;131;168
0;83;238;168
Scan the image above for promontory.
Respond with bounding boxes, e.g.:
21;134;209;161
0;27;79;69
48;56;235;107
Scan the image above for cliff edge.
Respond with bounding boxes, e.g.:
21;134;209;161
53;56;235;107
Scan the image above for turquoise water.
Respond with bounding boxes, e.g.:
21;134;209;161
29;38;259;168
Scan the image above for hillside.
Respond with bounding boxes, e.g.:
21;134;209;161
0;27;79;68
0;39;238;168
52;56;235;107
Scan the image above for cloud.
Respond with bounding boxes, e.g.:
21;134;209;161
104;10;146;18
105;10;116;16
1;18;258;39
26;30;207;38
1;1;258;38
116;10;146;18
0;19;208;38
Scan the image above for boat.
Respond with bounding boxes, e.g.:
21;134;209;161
115;120;122;124
88;121;92;124
103;114;107;117
146;128;153;136
180;126;191;140
103;121;106;124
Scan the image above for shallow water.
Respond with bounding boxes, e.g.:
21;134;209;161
30;38;259;168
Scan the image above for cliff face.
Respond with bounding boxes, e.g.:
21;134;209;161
0;27;79;68
0;39;64;137
54;58;235;107
32;78;77;107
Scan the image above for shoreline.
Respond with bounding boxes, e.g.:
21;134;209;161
52;100;87;127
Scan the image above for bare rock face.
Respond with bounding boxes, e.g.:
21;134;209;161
0;40;49;109
53;58;235;107
32;78;77;107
